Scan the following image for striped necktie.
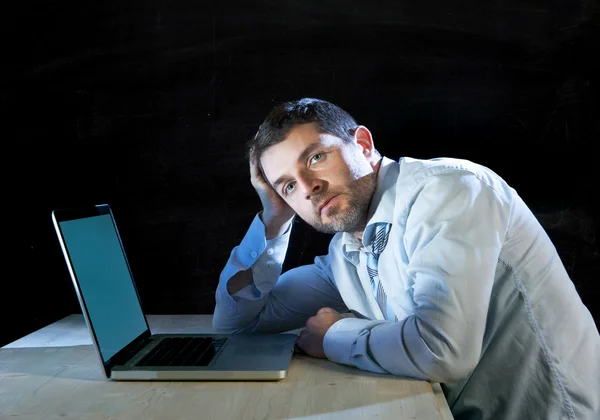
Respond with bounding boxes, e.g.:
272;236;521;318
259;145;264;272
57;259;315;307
366;223;397;321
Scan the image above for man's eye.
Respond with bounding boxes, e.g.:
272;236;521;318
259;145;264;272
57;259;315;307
284;183;295;195
310;153;323;164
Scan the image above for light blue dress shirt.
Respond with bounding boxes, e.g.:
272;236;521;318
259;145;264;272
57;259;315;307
213;156;600;420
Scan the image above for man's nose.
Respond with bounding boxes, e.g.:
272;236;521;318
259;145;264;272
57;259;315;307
297;176;323;199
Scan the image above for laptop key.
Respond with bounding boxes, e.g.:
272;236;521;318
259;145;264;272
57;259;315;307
137;338;172;366
136;337;221;367
167;337;199;366
184;338;215;366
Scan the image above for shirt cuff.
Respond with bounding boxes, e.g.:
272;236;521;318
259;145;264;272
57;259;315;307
226;213;292;300
323;317;386;366
235;214;269;268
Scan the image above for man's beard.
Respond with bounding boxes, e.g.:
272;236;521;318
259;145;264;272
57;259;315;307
309;171;377;235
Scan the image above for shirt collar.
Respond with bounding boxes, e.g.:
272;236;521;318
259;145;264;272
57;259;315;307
341;156;399;253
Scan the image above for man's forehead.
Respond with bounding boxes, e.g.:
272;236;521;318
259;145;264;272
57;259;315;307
259;138;317;184
263;127;342;161
260;130;343;180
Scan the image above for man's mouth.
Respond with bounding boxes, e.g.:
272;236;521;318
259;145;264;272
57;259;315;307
319;195;339;214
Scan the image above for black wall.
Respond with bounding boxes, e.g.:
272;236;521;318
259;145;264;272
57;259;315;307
3;0;599;346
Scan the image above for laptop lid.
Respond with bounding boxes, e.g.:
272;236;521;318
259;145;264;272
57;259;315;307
52;204;151;378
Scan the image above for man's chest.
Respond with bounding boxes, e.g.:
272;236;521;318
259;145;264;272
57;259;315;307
331;245;416;321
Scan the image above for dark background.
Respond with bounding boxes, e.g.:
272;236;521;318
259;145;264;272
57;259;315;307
2;1;599;347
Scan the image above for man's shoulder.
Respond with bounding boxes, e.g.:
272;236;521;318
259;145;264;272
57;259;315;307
398;156;484;178
397;156;506;183
393;156;515;205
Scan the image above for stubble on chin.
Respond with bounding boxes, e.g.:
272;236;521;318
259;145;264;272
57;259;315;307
309;172;377;234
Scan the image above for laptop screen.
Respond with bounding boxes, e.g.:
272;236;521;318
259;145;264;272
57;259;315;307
59;213;148;362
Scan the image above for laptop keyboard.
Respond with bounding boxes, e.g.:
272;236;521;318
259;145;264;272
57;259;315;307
136;337;226;367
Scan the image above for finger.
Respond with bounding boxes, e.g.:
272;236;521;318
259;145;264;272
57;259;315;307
249;161;265;191
317;307;336;315
294;343;306;355
251;158;270;187
296;331;308;346
249;156;260;179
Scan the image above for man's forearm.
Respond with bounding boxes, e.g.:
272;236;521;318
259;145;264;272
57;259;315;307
225;214;293;295
212;213;293;333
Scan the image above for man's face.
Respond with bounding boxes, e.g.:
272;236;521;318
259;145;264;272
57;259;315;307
260;122;379;234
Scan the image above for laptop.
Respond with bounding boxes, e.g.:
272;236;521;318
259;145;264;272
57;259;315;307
51;204;296;381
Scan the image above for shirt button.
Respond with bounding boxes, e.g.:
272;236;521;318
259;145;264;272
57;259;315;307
267;248;274;256
250;251;258;258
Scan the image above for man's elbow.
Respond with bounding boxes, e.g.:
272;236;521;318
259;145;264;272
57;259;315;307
211;312;241;333
423;352;479;383
212;312;259;334
212;316;228;333
410;317;481;383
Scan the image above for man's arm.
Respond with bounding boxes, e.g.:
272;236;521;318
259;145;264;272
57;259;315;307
212;212;348;334
226;212;293;296
213;153;348;333
321;172;512;383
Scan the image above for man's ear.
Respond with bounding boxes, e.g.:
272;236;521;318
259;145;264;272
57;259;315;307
353;125;377;162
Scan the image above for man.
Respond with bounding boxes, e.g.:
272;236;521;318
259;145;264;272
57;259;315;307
213;98;600;419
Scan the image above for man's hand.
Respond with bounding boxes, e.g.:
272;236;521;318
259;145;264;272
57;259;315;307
295;307;344;359
249;156;295;239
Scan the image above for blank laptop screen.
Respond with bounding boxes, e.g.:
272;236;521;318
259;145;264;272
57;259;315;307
59;214;147;362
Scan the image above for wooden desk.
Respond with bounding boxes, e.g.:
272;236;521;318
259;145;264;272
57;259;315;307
1;315;453;419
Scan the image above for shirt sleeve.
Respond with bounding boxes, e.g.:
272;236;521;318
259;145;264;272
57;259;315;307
213;213;348;334
323;171;512;383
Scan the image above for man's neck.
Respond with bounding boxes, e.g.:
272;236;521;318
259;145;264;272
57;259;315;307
352;228;365;242
350;157;383;242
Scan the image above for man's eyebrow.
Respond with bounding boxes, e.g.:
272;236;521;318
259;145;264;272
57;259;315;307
272;142;322;188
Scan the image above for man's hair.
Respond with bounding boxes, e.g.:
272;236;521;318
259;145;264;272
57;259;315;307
247;98;359;163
